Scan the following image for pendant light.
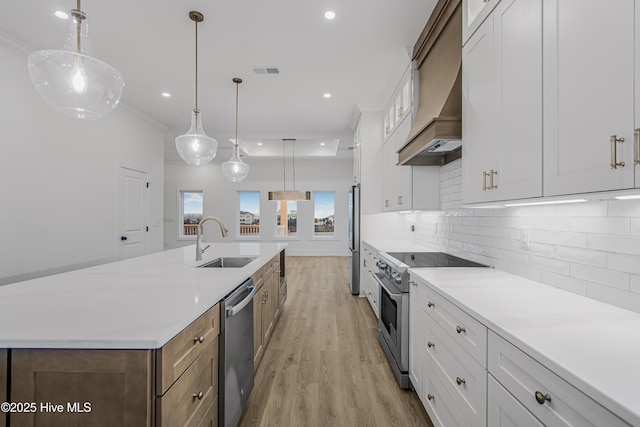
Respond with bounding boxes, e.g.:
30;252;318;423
175;11;217;166
222;78;250;182
268;139;311;201
27;0;124;120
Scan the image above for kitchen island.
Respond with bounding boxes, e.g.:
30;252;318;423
0;242;287;427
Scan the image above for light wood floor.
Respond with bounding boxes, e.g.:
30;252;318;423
238;256;434;427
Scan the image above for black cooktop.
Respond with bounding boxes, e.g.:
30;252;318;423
386;252;488;268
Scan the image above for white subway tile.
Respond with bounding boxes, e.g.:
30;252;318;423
570;217;630;235
540;271;587;295
503;205;556;217
555;246;607;267
588;234;640;256
493;259;543;282
631;219;640;236
631;275;640;294
556;200;608;217
607;253;640;275
608;199;640;217
586;282;640;313
570;264;629;291
528;216;571;232
538;231;588;248
526;255;570;275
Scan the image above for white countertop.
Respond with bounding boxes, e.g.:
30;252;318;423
0;243;286;349
408;267;640;426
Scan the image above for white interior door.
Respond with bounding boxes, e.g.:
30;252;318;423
117;166;148;260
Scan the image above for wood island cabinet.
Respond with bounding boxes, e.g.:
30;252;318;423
1;349;6;427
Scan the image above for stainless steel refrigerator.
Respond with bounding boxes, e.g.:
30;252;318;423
348;184;360;295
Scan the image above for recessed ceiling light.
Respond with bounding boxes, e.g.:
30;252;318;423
324;11;336;20
161;92;171;98
323;93;331;98
320;142;326;146
55;11;69;19
257;142;263;146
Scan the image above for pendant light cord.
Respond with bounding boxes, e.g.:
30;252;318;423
282;140;286;191
74;0;83;54
235;81;239;145
194;18;199;110
293;140;296;190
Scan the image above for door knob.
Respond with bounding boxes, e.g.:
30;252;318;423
120;236;128;241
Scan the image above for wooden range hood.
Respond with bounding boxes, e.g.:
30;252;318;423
398;0;462;166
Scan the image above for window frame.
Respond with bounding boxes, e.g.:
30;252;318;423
177;189;205;241
237;191;262;240
274;200;299;240
312;190;337;239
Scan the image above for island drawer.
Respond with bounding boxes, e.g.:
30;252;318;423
157;303;220;395
488;331;629;427
156;338;218;427
424;285;487;367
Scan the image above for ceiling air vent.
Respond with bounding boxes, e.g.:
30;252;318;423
252;66;280;74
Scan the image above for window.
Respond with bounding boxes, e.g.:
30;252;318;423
238;191;260;237
275;200;297;237
314;191;335;236
178;190;203;239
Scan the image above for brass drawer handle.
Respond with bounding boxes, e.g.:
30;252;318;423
456;325;466;334
483;171;488;191
610;135;625;169
427;341;435;348
427;394;434;401
410;280;417;287
535;391;551;405
489;169;498;189
194;335;204;344
427;301;435;308
193;391;204;400
456;377;466;386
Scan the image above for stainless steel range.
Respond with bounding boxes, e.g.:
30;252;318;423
374;251;488;389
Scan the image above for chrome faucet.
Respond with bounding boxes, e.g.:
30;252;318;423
196;216;229;261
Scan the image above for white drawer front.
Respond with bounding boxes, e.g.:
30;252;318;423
423;354;472;427
488;331;629;427
424;285;487;366
425;320;486;427
488;374;544;427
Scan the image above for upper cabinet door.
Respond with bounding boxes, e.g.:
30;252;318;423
543;0;636;196
463;0;501;45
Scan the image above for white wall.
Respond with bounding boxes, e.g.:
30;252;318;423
0;39;165;285
164;157;353;256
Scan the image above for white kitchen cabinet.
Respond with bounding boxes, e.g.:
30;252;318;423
355;109;384;216
353;124;361;184
383;118;413;211
543;0;637;196
463;0;501;45
408;276;426;399
488;331;629;427
462;0;542;204
361;242;379;317
488;374;543;427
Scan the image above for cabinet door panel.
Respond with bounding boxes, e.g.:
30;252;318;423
488;374;543;427
544;0;635;195
493;0;542;200
462;18;497;203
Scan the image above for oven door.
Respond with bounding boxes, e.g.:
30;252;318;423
373;273;409;373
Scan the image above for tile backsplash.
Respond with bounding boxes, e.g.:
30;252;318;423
404;159;640;313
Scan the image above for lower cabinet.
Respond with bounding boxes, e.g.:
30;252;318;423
1;350;7;427
488;374;543;427
361;243;380;318
10;349;154;427
253;251;286;373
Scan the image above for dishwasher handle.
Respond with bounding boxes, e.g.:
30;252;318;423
226;285;257;317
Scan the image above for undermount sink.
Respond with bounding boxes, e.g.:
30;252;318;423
197;256;258;268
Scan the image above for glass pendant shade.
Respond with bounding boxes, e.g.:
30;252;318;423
27;12;124;120
175;109;218;165
222;144;249;182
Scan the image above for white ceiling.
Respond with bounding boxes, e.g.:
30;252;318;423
0;0;436;162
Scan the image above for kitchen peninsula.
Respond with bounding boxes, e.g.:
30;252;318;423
0;242;287;427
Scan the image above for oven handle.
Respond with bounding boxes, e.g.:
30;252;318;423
372;273;403;303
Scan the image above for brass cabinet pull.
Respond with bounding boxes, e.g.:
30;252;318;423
410;280;417;287
482;171;488;190
456;377;466;386
635;129;640;165
427;301;435;308
193;335;204;344
427;341;435;348
535;391;551;405
427;394;434;401
193;391;204;400
398;195;403;205
489;170;498;189
385;199;390;208
456;325;466;334
610;135;626;169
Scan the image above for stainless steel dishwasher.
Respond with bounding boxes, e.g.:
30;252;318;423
219;277;257;427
